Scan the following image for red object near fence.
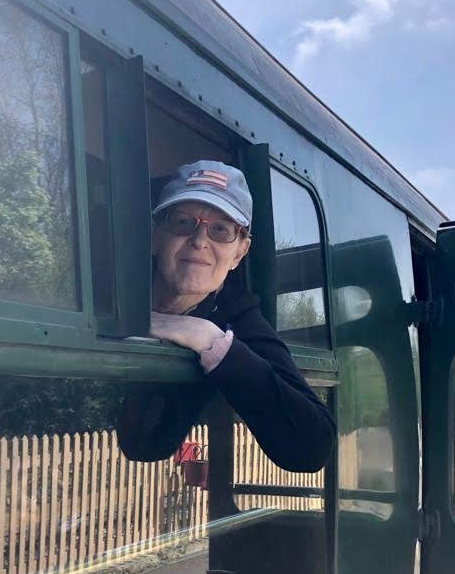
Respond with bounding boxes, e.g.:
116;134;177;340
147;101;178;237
174;441;200;464
183;460;209;489
182;444;209;489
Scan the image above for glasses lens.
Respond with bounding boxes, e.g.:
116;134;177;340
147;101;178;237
166;211;198;236
165;211;239;243
208;220;238;243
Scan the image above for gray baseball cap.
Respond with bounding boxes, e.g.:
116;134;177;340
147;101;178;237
152;160;253;227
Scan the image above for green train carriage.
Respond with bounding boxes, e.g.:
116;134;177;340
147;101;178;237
0;1;454;573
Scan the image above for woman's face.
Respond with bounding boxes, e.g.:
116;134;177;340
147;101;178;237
153;201;251;298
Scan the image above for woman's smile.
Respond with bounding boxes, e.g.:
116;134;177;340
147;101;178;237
179;257;211;266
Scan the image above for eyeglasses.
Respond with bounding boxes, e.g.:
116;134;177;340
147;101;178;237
162;210;244;243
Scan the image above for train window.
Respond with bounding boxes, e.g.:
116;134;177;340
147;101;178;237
146;77;234;179
271;169;330;349
233;388;327;513
145;78;237;306
231;388;330;574
0;375;211;573
0;0;79;310
79;41;151;338
81;58;116;318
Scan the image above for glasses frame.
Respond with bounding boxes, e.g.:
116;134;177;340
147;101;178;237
161;209;246;243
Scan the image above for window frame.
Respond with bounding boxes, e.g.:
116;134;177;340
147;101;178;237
80;45;118;325
269;157;335;358
0;0;94;340
78;34;152;338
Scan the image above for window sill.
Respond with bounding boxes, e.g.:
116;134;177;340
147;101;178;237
0;319;338;383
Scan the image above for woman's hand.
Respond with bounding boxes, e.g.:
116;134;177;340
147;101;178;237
150;312;224;354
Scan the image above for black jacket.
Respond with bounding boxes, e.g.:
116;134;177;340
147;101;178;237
118;280;336;472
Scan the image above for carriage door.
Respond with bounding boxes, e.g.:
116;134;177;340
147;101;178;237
420;222;455;574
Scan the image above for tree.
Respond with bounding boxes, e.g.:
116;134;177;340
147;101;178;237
0;152;56;300
0;0;77;308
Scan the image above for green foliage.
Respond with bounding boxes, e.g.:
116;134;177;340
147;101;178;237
0;151;56;298
277;291;323;331
338;346;390;435
0;376;127;438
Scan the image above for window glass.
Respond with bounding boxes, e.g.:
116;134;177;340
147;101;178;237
233;388;327;513
0;375;210;573
0;0;79;309
271;169;329;348
0;374;330;574
232;387;329;574
81;59;115;317
338;346;394;519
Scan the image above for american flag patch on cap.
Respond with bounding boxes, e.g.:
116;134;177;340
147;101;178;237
187;169;228;190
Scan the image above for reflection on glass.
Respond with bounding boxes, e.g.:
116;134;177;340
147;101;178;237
81;60;115;317
0;376;211;573
0;0;78;309
335;286;372;324
271;169;329;348
277;289;325;330
233;422;325;513
339;346;394;519
0;374;330;573
233;389;326;513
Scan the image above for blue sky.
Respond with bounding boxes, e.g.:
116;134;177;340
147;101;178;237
217;0;455;219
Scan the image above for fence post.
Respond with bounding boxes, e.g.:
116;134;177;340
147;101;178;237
124;459;134;550
0;438;8;574
88;432;99;565
18;436;29;574
59;434;70;570
8;436;19;574
38;435;49;572
48;435;60;571
132;461;142;547
69;433;81;570
147;462;156;548
107;431;118;555
27;436;38;574
116;446;126;552
78;433;90;565
97;431;109;559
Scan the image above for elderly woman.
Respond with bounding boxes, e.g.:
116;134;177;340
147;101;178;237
119;160;335;472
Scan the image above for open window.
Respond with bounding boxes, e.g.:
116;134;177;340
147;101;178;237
80;40;151;337
144;76;245;303
146;79;234;179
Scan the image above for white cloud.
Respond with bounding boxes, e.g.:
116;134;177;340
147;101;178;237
411;168;455;218
425;17;453;28
294;38;320;63
292;0;395;68
402;15;454;32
